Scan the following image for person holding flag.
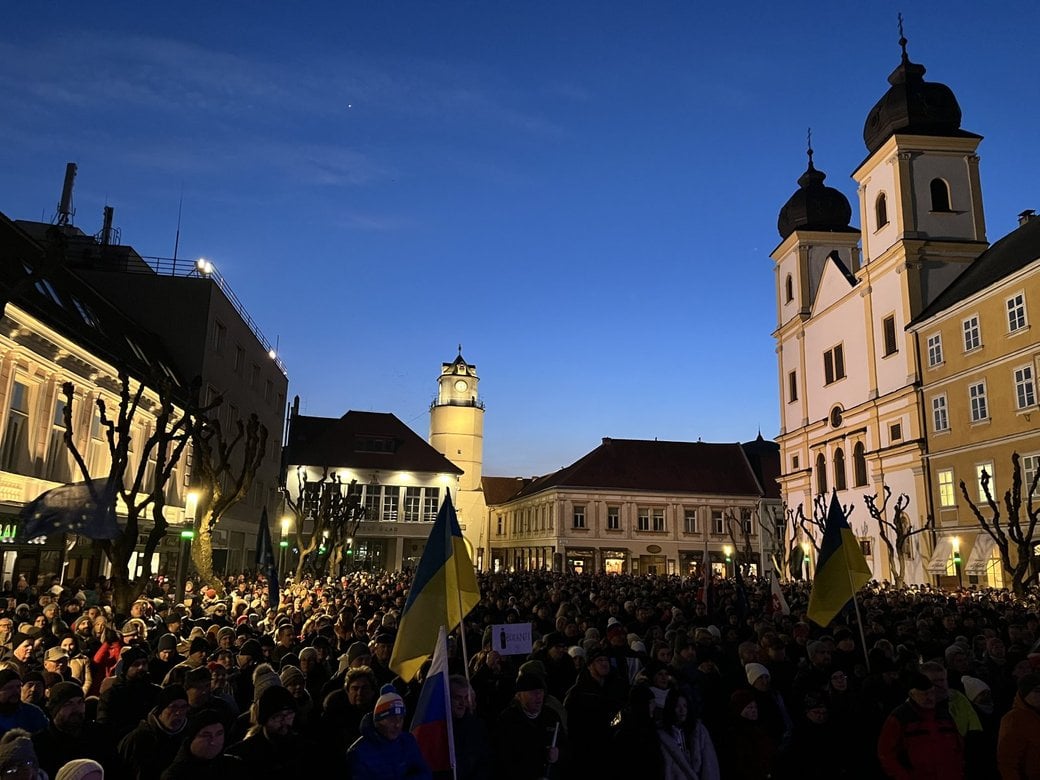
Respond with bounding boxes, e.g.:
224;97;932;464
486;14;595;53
347;684;431;780
806;492;872;628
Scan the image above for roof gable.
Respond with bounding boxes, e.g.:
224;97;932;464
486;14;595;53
811;250;859;316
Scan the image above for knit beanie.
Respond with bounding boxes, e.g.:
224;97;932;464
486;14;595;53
157;633;178;652
347;641;371;664
10;634;31;652
181;708;224;744
0;669;21;688
745;663;771;686
188;637;209;656
0;729;37;770
280;665;305;687
121;646;148;669
47;681;84;716
515;672;546;692
252;663;282;702
373;683;406;721
156;685;188;713
960;675;990;703
238;639;263;660
257;685;297;724
184;666;213;690
55;758;104;780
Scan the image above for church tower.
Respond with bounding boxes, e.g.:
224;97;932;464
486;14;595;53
429;349;487;566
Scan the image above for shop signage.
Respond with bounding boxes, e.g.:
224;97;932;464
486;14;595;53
647;544;662;554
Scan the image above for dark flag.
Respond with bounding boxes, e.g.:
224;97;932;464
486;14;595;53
255;507;280;608
18;478;121;541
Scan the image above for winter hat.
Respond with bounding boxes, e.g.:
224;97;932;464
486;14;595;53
630;640;647;655
373;684;406;721
745;663;771;686
706;625;721;641
188;638;210;656
55;758;104;780
44;646;70;663
568;646;586;659
157;685;188;713
121;646;148;668
961;676;990;703
729;689;756;716
0;729;37;770
279;665;305;687
252;663;282;702
347;641;371;664
0;669;21;689
238;639;262;660
181;709;224;745
184;666;213;690
47;681;84;716
10;633;32;652
1016;672;1040;700
217;626;235;642
515;672;546;692
299;646;318;663
907;672;935;693
256;685;298;725
157;633;178;652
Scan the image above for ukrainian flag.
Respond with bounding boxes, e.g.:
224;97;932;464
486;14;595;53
390;490;480;681
806;492;872;627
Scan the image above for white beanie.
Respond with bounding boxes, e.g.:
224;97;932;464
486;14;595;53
56;759;104;780
961;675;990;703
745;662;771;685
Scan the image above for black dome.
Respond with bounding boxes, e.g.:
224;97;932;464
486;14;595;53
777;153;854;240
863;42;964;154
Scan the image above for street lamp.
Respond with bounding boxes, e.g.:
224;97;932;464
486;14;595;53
801;541;811;580
176;492;198;602
952;536;962;587
279;516;291;577
723;545;733;577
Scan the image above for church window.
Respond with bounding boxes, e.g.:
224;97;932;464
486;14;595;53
788;371;798;403
823;344;845;385
815;453;828;494
853;442;867;487
785;274;794;303
882;315;898;356
875;193;888;228
930;178;952;212
833;449;847;491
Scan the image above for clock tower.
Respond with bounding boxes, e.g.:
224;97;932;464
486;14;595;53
429;348;487;566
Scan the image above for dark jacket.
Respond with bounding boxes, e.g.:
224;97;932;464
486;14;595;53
494;700;567;780
98;675;161;739
117;710;187;779
346;713;432;780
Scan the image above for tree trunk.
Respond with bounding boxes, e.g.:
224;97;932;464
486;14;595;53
191;516;222;592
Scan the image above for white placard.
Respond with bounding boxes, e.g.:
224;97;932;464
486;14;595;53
490;622;532;655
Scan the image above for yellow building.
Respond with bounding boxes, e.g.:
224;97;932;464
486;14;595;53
908;213;1040;587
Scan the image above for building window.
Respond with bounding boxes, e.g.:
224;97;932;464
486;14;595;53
963;315;981;352
937;469;956;507
423;488;440;521
652;509;665;532
572;506;586;529
816;453;828;494
363;484;381;519
741;508;754;535
853;442;867;487
792;454;800;470
712;510;724;535
234;346;245;373
860;539;873;557
1015;365;1036;409
890;423;902;441
930;178;951;211
927;333;944;367
250;364;260;389
882;315;898;356
212;321;227;353
382;486;400;521
823;344;846;385
265;380;274;403
1007;292;1027;333
875;192;888;228
833;449;847;490
683;510;698;534
404;487;422;521
0;381;31;474
788;371;798;403
1023;454;1039;501
45;398;69;482
976;463;994;503
637;508;650;532
607;507;620;530
969;382;989;422
785;274;794;303
932;395;950;432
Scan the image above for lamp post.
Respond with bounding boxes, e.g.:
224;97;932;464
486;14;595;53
279;516;291;578
801;541;812;580
175;492;198;602
952;536;962;588
723;545;733;578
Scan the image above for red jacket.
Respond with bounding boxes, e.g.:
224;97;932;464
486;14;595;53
877;699;964;780
998;694;1040;780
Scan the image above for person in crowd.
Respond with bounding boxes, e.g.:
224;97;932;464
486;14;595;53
495;672;565;780
877;671;964;780
117;684;190;778
563;646;624;776
612;683;664;777
55;758;105;780
0;669;47;736
225;684;317;777
657;686;720;780
997;672;1040;780
346;684;431;780
161;709;245;780
97;646;160;739
31;681;118;778
0;729;43;779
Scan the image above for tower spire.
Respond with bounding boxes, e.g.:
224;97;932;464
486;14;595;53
897;12;909;62
807;127;814;168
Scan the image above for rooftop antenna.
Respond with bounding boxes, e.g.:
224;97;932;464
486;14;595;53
173;189;183;261
56;162;77;226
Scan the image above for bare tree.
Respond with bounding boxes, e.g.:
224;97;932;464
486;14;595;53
284;469;365;579
863;486;931;588
61;374;192;614
189;407;269;591
765;503;799;580
959;453;1040;595
725;508;756;577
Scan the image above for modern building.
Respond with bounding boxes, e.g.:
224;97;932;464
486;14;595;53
282;401;463;571
484;436;779;576
908;213;1040;587
772;36;1040;585
0;213;193;585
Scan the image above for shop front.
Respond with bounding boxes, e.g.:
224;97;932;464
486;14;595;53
600;548;629;574
565;547;595;574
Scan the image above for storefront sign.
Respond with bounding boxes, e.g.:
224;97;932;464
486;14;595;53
646;544;662;554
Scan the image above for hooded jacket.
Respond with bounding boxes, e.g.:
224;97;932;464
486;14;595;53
997;693;1040;780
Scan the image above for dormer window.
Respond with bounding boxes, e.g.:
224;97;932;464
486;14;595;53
875;192;888;228
930;178;951;212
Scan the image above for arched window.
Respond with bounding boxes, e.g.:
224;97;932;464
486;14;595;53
816;453;828;495
930;178;951;212
785;274;794;303
875;192;888;228
853;442;868;487
833;448;847;491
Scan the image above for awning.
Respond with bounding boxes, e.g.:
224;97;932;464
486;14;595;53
925;535;956;574
966;534;999;574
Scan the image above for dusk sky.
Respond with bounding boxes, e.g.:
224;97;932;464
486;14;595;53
3;2;1038;477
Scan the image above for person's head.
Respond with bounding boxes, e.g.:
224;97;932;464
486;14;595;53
372;685;406;741
48;682;86;732
746;663;771;692
123;648;149;681
961;676;994;715
371;634;393;664
345;641;372;669
829;669;849;693
907;672;936;709
19;674;43;704
804;695;829;724
1018;672;1040;709
730;689;757;721
449;675;473;719
11;635;32;663
279;666;305;699
344;667;377;709
515;673;545;716
0;618;12;638
54;758;104;780
156;685;189;733
0;729;39;780
661;688;689;728
0;671;22;706
184;667;213;705
807;641;832;668
59;635;79;655
920;662;949;701
184;711;225;762
544;632;567;661
587;649;611;682
257;685;297;739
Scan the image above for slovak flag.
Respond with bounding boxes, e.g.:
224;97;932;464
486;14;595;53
411;625;455;775
770;574;791;616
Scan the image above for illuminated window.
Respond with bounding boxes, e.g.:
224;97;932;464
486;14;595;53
976;463;994;504
938;469;955;507
0;382;30;474
1023;455;1040;501
833;449;847;490
404;487;421;522
423;488;440;521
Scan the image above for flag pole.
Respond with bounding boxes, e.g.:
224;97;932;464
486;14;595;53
839;506;871;674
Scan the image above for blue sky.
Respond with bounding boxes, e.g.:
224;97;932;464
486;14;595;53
3;2;1039;476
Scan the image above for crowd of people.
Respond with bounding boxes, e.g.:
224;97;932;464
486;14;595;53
0;567;1038;779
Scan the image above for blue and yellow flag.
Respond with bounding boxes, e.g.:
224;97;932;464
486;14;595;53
806;492;871;627
390;490;480;681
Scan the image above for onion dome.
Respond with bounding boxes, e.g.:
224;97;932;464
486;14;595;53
777;148;854;240
863;35;965;154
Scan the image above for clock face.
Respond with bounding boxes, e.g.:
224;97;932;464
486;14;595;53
454;380;468;392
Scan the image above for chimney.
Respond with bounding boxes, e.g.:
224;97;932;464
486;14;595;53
101;206;114;245
57;162;77;226
1018;209;1036;226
